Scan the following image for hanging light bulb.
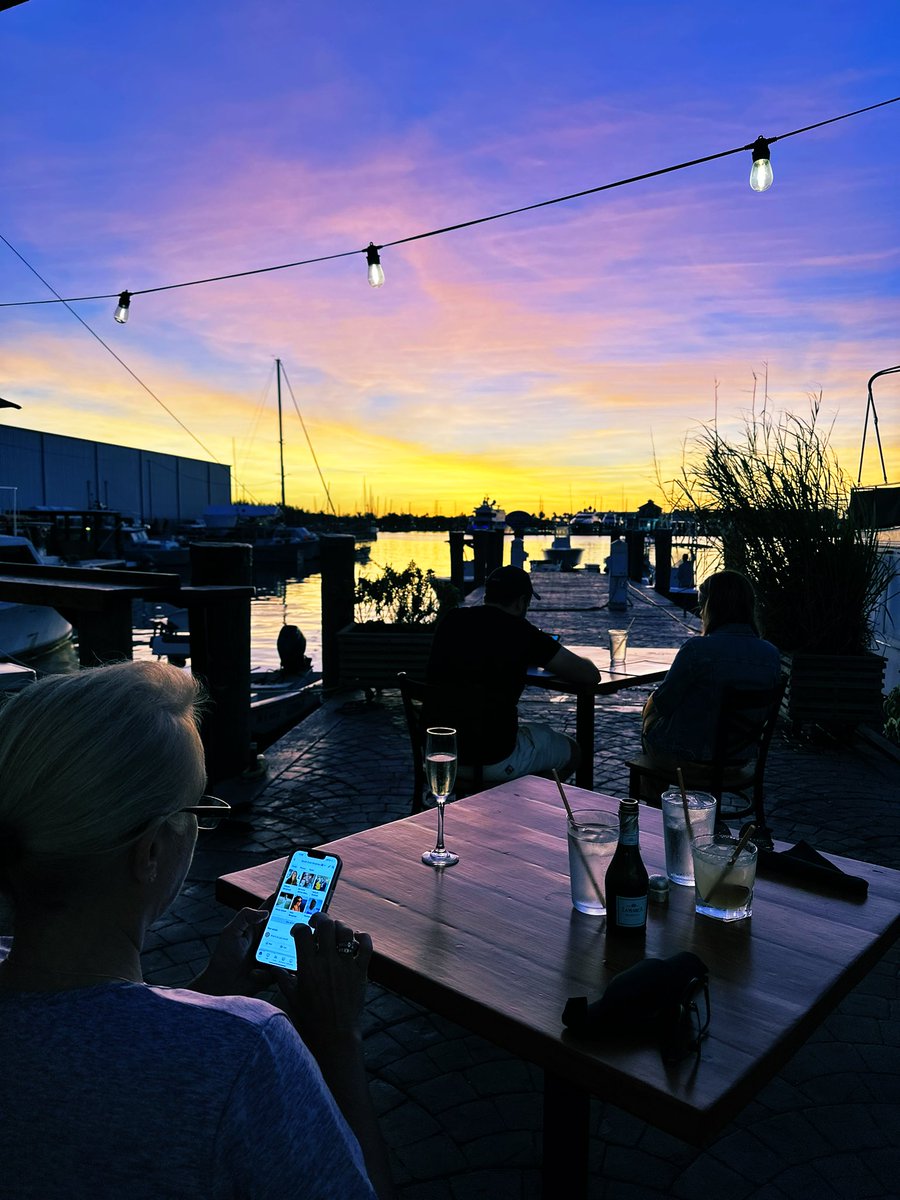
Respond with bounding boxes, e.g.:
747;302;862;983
365;243;385;288
749;136;773;192
114;290;131;323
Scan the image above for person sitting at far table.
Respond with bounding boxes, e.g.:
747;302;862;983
641;569;781;770
0;661;393;1200
424;565;600;783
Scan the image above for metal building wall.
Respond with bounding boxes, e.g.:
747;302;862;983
0;426;230;522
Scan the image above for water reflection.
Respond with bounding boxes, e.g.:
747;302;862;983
99;531;719;676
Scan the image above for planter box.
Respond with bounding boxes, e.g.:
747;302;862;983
787;652;886;728
336;623;434;690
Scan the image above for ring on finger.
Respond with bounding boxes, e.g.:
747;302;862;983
336;936;360;956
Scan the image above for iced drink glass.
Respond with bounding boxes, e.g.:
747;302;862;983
692;834;758;921
661;790;717;885
608;629;628;666
567;811;619;915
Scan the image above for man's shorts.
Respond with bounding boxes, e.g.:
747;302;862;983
458;722;577;783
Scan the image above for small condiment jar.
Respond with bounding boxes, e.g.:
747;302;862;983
648;874;670;905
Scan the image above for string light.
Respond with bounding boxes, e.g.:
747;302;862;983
0;95;895;319
113;290;131;324
366;243;385;288
749;136;773;192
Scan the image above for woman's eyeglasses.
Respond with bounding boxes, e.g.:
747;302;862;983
661;975;711;1064
178;794;231;830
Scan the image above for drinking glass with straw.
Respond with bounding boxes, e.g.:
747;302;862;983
700;824;756;907
661;768;718;886
554;770;617;915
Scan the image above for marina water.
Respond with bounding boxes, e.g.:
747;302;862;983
132;530;717;674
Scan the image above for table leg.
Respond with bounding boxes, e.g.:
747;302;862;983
574;690;595;789
542;1070;590;1199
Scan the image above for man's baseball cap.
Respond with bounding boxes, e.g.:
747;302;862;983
484;565;541;604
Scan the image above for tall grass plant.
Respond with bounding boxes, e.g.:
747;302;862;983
678;401;890;656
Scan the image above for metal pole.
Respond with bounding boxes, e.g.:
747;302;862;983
276;358;286;510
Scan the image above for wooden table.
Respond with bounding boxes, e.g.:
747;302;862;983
527;645;680;786
217;775;900;1197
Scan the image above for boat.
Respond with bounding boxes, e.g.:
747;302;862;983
118;522;190;569
0;535;74;658
542;528;583;571
569;508;602;533
467;498;508;534
199;505;320;571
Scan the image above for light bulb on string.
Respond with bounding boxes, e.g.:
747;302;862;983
749;136;773;192
365;243;384;288
114;291;131;323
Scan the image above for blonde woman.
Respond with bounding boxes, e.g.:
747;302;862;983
0;661;392;1200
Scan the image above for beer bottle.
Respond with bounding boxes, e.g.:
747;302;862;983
605;799;649;934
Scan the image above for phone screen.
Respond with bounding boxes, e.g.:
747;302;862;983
255;849;342;970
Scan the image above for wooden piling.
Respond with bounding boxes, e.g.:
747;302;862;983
320;535;356;689
653;529;672;593
449;530;466;592
625;530;644;581
187;543;253;785
472;529;504;587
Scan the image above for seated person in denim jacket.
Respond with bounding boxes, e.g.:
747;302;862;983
642;570;781;766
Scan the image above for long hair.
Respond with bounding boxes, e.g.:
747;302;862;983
698;570;760;635
0;662;205;881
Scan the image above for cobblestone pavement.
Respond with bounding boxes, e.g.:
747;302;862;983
143;579;900;1199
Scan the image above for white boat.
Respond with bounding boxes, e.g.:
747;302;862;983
569;509;602;533
119;522;189;568
0;535;74;659
467;498;507;534
542;528;583;571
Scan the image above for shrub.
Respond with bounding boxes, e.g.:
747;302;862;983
354;562;459;625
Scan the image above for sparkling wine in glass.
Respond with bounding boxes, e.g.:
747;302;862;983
422;726;459;868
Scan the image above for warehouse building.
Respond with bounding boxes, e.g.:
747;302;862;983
0;425;230;527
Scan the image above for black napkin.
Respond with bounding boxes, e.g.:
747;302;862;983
563;951;708;1061
756;839;868;898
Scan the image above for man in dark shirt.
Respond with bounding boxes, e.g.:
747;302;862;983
424;566;600;782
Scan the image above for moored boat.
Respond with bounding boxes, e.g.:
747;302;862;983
467;498;507;534
569;508;602;533
0;535;74;658
542;528;583;571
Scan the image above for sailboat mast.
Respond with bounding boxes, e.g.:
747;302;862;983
276;358;286;510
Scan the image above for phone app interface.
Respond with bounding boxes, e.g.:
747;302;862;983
257;851;339;969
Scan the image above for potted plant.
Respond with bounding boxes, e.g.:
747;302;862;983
336;562;459;691
678;399;892;729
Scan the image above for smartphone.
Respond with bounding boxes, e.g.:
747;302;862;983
255;848;343;970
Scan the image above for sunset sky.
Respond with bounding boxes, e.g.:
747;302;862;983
2;1;898;517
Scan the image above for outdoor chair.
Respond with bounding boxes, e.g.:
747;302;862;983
626;675;787;833
397;672;484;814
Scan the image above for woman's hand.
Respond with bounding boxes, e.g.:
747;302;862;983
189;907;271;997
273;912;372;1054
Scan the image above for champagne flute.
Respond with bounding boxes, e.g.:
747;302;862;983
421;726;459;868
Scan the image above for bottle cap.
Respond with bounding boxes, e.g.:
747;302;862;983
648;874;669;903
